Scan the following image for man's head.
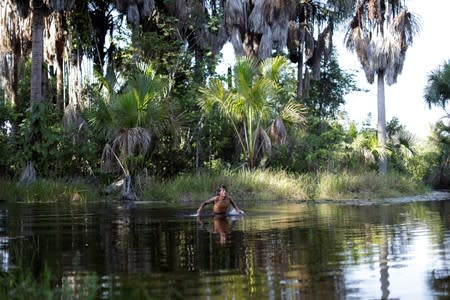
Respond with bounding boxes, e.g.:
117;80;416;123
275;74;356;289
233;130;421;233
216;185;227;196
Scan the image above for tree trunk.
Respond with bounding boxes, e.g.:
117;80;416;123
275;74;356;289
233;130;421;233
122;175;138;201
31;0;44;106
55;12;66;112
10;52;20;135
24;0;45;184
11;53;18;107
377;70;387;174
296;49;304;101
19;161;36;185
56;51;64;111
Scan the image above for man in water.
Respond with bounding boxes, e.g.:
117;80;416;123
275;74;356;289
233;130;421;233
195;185;245;216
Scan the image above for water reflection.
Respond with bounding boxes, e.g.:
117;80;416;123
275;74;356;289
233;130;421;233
0;198;449;298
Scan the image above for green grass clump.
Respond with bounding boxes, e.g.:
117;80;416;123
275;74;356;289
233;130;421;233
140;169;429;203
0;178;97;203
317;171;429;200
140;169;312;203
0;169;430;203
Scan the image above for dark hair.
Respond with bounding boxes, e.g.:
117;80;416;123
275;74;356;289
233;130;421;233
215;185;227;195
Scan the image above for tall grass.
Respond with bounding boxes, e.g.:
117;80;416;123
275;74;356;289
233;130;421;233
0;178;97;203
140;169;429;202
0;170;430;203
140;169;312;203
317;171;429;200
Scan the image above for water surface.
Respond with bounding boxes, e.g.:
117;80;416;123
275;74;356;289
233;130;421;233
0;196;449;299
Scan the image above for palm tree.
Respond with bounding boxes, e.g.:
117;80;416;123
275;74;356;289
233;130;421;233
344;0;420;174
30;0;45;106
224;0;354;99
199;56;305;169
427;121;450;188
424;60;450;110
14;0;74;184
87;63;172;199
423;64;450;187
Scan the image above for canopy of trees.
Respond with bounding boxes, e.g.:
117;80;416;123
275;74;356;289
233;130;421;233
0;0;448;191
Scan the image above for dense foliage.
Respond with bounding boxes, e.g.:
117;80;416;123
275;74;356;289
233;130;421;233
0;0;448;193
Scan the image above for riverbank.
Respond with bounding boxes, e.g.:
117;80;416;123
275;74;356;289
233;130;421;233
0;169;430;203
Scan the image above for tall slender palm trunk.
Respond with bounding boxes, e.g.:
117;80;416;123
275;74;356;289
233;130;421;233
377;70;387;174
31;0;44;106
296;50;304;100
20;0;45;185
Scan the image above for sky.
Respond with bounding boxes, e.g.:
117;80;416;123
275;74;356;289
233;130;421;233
219;0;450;141
337;0;450;140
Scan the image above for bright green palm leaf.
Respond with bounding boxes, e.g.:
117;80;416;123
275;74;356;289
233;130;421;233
199;78;228;113
112;91;139;129
259;56;288;82
198;55;298;169
279;100;306;126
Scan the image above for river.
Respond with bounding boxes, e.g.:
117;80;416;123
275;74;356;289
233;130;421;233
0;195;449;299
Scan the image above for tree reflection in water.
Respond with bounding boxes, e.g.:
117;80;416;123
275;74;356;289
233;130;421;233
0;200;449;299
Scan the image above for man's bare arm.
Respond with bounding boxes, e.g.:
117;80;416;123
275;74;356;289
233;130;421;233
229;198;244;214
196;197;216;215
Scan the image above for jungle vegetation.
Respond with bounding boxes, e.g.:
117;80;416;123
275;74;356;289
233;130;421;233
0;0;448;201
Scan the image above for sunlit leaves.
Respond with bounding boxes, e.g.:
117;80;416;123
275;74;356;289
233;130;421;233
199;56;305;168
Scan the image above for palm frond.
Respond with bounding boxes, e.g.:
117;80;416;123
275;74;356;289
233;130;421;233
394;130;416;157
424;61;450;109
230;27;245;56
112;127;152;159
345;4;420;86
249;77;276;108
249;0;265;34
352;132;378;164
100;143;118;173
279;99;306;126
271;116;286;144
344;26;372;83
253;125;271;167
259;56;288;82
271;19;288;52
145;96;170;137
84;97;113;139
384;9;421;84
390;9;421;48
198;78;228;112
225;0;246;29
112;91;139;129
234;57;259;91
258;25;273;60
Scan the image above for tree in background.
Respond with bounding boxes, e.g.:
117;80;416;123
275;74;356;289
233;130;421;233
344;0;420;174
0;1;31;109
223;0;354;99
424;60;450;110
423;60;450;187
199;56;305;169
86;63;173;199
302;51;358;120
